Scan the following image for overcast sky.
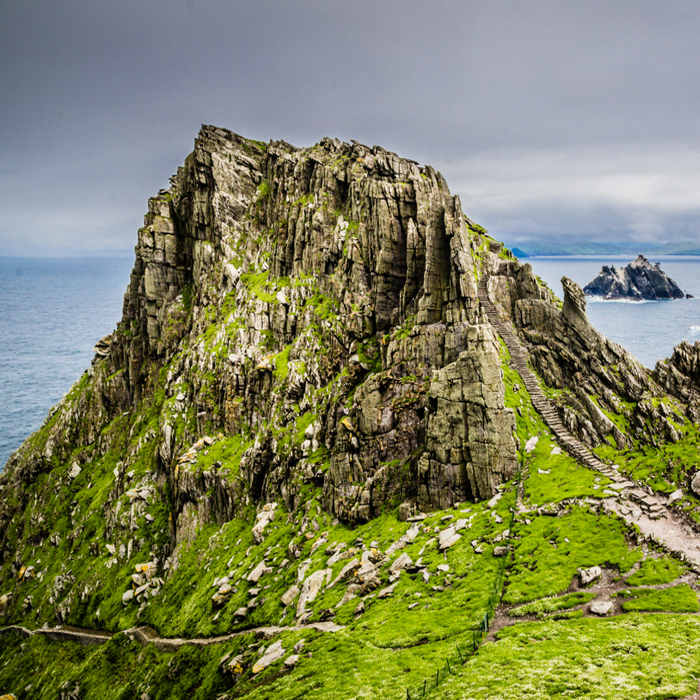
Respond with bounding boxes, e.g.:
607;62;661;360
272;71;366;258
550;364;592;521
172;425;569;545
2;0;700;256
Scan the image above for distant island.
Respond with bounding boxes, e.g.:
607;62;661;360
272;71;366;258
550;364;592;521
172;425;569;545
583;254;691;300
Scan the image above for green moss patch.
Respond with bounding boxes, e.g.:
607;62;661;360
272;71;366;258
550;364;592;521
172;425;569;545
435;614;700;699
626;556;684;587
621;584;699;613
504;507;641;604
509;591;596;617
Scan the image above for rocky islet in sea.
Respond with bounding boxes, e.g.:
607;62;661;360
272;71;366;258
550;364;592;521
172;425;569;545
2;126;700;698
583;253;692;300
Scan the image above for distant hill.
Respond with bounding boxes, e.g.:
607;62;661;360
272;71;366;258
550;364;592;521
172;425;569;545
505;239;700;257
655;240;700;255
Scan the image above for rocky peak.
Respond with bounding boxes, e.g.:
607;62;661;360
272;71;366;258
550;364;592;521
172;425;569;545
3;125;519;542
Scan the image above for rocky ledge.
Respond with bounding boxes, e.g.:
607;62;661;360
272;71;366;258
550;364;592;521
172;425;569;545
583;254;690;300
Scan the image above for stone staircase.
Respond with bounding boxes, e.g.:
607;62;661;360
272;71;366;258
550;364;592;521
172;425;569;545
476;274;700;569
476;277;621;482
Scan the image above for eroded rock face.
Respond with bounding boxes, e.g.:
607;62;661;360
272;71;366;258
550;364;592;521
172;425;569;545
482;252;679;450
0;124;521;584
654;340;700;414
583;255;687;300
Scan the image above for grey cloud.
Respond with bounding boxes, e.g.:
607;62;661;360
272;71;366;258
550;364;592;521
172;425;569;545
3;0;700;254
442;143;700;243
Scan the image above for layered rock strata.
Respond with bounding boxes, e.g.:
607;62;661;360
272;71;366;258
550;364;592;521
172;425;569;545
480;252;691;450
1;125;519;579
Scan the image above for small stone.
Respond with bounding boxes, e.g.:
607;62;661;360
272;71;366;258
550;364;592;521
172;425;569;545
248;561;271;583
438;528;461;550
284;654;299;668
589;601;613;616
389;553;413;575
68;463;82;479
122;590;134;604
525;436;539;453
281;585;300;606
252;640;285;673
667;489;683;506
437;564;449;573
493;546;507;557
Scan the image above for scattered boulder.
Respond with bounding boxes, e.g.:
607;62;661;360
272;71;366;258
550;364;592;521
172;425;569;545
691;472;700;497
487;492;503;509
248;561;272;583
281;585;300;606
252;503;277;544
211;583;233;606
284;654;299;668
376;583;397;599
296;569;330;617
68;463;82;479
389;553;413;575
578;566;602;586
438;527;461;550
354;561;380;590
454;519;469;532
589;601;613;616
667;489;683;506
337;584;362;606
385;525;420;557
327;558;360;589
0;593;11;616
252;640;285;673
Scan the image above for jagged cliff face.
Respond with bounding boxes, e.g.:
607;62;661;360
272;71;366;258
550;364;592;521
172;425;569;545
483;254;699;450
6;126;700;687
1;125;519;584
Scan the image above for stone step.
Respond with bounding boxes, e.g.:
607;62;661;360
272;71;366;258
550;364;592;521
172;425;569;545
478;279;626;483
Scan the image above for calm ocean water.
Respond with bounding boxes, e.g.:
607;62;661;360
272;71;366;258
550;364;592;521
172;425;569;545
0;256;134;469
1;254;699;470
526;256;700;370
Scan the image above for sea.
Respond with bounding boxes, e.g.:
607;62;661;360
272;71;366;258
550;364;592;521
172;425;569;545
525;256;700;369
1;254;699;470
0;256;134;469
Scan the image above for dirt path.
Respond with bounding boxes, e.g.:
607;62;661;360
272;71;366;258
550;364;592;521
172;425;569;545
486;559;700;643
478;276;700;571
0;620;343;650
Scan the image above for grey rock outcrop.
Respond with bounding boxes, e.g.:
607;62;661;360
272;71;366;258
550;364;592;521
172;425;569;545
583;254;687;300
